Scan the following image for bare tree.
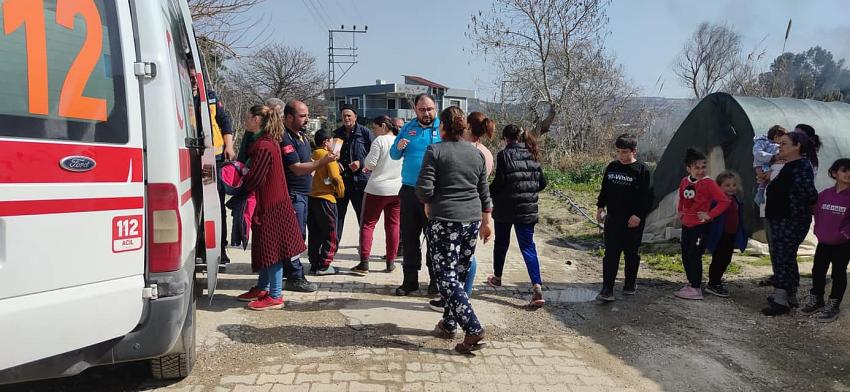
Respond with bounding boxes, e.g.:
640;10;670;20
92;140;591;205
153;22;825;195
188;0;267;57
469;0;612;136
674;22;743;99
238;44;325;103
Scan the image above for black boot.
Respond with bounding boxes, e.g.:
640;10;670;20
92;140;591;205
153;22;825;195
395;268;419;296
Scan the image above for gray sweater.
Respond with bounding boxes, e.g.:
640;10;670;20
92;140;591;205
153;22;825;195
416;141;493;222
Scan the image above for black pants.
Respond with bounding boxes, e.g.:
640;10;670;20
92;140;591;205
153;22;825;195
308;198;339;270
708;233;735;286
399;185;432;284
812;242;850;302
337;177;366;243
602;215;644;292
681;224;710;288
216;159;229;262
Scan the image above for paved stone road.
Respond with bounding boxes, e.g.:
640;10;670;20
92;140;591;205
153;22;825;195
8;209;661;392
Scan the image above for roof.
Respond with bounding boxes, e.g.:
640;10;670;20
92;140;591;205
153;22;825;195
403;75;447;89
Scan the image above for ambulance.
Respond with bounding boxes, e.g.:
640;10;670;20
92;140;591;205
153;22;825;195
0;0;222;383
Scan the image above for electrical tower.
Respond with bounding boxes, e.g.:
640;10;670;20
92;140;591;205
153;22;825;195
328;25;367;123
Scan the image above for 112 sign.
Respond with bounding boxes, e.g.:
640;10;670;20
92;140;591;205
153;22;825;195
112;215;143;253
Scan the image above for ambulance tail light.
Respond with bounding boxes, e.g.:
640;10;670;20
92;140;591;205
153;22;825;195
147;183;182;272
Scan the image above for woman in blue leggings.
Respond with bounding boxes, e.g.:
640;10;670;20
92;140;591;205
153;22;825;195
487;124;548;307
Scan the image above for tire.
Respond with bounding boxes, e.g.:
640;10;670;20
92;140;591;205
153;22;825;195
150;275;197;380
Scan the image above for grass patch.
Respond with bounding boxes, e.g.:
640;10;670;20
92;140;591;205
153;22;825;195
640;251;742;275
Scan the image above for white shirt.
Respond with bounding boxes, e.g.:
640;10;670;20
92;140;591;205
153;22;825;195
364;134;403;196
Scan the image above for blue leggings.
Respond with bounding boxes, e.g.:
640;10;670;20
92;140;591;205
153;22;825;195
465;256;477;296
493;222;542;285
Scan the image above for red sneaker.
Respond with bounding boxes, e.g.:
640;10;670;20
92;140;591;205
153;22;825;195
237;287;268;302
248;295;284;311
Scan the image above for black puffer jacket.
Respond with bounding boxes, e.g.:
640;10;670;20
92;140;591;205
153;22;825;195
490;142;547;224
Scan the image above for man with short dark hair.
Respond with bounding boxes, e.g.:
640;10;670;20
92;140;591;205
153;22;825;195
279;100;336;289
334;104;375;243
390;93;441;296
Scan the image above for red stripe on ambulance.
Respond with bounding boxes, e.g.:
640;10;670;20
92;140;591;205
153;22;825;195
0;140;143;183
0;196;144;217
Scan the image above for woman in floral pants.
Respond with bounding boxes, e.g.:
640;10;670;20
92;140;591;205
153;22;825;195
416;106;493;353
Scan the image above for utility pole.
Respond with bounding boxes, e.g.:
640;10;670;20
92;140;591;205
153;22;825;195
328;25;367;124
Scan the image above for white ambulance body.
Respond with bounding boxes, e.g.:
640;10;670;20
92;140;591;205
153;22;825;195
0;0;221;382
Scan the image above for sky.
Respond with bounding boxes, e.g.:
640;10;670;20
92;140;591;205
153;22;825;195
238;0;850;99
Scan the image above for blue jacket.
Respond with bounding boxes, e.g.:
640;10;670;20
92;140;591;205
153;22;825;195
390;118;442;186
706;196;748;253
334;123;374;185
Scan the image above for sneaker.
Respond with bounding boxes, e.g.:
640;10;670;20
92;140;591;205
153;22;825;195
316;266;337;276
486;275;502;288
530;285;545;307
817;299;840;323
799;294;825;315
247;295;284;310
284;278;317;293
385;262;396;273
674;285;704;300
704;284;730;298
596;289;615;303
236;287;268;302
395;283;419;296
761;301;790;316
433;320;457;339
622;287;636;296
428;298;445;312
350;262;369;276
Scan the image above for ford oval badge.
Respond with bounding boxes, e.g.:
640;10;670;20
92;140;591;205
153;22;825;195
59;156;97;172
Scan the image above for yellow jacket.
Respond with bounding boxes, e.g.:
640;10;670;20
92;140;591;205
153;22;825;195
309;149;345;202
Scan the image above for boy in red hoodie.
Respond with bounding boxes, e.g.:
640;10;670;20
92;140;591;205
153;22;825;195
676;148;730;300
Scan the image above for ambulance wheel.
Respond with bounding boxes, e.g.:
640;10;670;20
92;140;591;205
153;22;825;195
150;278;197;380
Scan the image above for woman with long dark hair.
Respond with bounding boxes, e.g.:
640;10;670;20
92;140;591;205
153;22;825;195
352;115;403;274
763;132;818;315
417;106;493;353
236;105;307;310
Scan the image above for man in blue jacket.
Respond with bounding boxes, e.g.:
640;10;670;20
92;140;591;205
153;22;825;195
334;104;374;242
390;94;441;296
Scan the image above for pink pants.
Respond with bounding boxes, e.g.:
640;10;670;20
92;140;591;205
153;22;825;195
359;193;400;262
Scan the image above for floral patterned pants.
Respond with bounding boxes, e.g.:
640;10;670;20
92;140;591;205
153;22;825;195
426;219;483;335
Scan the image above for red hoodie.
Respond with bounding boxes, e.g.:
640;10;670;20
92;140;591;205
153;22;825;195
677;176;731;228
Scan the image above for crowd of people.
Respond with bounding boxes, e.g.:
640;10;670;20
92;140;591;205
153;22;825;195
202;88;849;356
212;93;546;353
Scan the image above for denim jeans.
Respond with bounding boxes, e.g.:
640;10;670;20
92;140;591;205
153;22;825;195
257;261;283;299
290;192;308;240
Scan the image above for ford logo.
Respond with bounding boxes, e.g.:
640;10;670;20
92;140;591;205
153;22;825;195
59;156;97;172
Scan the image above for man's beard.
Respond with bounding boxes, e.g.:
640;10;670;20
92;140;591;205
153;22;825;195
418;117;433;126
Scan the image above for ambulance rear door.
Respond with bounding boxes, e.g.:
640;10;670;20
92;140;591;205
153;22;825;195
0;0;146;370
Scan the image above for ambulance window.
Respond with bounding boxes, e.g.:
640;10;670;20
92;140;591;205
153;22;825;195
162;2;198;140
0;0;128;144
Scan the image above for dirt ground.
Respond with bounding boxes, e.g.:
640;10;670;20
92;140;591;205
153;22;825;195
537;192;850;391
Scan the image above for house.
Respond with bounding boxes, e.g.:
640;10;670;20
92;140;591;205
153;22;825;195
324;75;476;122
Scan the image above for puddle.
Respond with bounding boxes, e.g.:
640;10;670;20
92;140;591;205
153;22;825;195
543;287;598;303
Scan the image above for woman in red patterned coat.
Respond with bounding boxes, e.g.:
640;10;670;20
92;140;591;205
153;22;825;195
237;105;306;310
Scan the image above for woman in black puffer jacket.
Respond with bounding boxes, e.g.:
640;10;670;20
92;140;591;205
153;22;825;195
487;124;548;306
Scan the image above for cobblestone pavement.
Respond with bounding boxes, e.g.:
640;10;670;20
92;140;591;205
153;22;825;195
149;211;660;392
6;210;661;392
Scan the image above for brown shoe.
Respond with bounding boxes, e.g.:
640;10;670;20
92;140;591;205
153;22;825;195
455;333;485;354
433;321;457;339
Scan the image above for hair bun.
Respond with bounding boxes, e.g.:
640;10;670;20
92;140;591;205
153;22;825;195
451;116;466;132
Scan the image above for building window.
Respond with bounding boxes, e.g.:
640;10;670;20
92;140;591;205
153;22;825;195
351;98;360;110
387;99;396;110
399;98;412;109
450;99;462;108
337;100;345;111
